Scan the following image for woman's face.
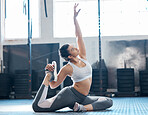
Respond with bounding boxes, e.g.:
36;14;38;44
67;44;79;58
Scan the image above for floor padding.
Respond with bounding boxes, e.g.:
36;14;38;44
0;97;148;115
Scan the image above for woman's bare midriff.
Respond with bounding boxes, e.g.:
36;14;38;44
74;77;92;96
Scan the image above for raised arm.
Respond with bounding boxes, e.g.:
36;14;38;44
74;3;86;59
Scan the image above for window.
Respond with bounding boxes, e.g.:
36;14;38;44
54;0;99;37
54;0;148;37
5;0;39;39
101;0;148;36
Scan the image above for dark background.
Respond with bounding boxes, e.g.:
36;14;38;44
3;43;60;91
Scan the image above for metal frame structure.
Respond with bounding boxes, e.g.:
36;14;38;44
28;0;32;95
98;0;103;95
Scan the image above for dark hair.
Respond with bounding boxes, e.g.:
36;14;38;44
59;44;71;61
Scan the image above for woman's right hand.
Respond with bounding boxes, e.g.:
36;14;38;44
45;64;54;72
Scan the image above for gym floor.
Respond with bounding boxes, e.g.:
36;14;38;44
0;97;148;115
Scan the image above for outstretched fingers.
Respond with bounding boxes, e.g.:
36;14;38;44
74;3;79;10
74;3;81;17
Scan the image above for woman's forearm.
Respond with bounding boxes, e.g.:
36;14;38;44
74;17;82;38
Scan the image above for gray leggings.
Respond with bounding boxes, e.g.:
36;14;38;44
32;84;113;112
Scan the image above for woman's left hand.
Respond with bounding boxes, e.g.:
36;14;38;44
74;3;81;18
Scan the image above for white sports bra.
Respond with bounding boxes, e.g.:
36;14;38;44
68;57;92;82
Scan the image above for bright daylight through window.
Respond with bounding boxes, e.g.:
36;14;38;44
54;0;148;37
5;0;39;39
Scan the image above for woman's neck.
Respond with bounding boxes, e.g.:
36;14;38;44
70;57;80;64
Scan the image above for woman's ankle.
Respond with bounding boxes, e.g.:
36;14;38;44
43;74;51;86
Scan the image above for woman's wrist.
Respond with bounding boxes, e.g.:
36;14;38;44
73;16;77;19
73;17;77;24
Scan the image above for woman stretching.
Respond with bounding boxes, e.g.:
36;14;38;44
32;3;113;112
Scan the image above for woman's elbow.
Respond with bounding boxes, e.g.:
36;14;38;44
50;86;56;89
49;82;59;89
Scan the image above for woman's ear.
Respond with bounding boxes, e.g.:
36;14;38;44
68;55;73;60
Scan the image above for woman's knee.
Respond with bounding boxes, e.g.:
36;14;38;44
32;102;36;112
98;97;113;108
32;102;40;112
106;97;113;108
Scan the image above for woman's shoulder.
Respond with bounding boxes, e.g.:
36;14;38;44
64;63;72;68
61;63;73;75
62;63;73;71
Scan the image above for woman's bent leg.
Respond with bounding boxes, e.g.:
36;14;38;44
90;97;113;111
32;74;57;112
76;96;113;111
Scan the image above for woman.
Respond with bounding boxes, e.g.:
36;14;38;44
32;3;113;112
